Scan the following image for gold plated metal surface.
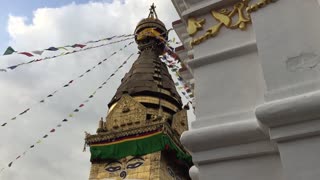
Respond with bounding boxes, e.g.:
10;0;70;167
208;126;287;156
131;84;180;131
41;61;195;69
188;0;277;46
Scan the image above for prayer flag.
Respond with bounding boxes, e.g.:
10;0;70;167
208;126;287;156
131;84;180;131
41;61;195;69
16;156;21;160
8;162;13;167
40;100;45;103
11;117;16;120
36;140;41;144
50;129;55;133
46;47;59;51
19;52;34;57
8;65;18;70
1;123;7;126
57;124;62;127
43;134;48;138
58;47;68;51
32;50;44;55
3;46;15;55
74;109;79;112
19;108;30;115
72;44;86;48
62;119;68;122
69;114;73;117
30;145;35;148
0;69;7;72
89;95;94;98
79;104;84;107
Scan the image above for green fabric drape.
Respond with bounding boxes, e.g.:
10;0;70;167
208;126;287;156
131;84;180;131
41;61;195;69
90;133;192;164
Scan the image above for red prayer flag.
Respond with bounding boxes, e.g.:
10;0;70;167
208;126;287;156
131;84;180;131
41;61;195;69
19;52;34;57
72;44;86;48
50;129;55;133
79;104;84;107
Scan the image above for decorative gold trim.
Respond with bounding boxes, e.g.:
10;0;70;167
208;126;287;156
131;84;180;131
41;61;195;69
188;0;277;46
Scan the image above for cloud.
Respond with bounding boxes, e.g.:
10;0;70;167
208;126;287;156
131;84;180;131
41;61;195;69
0;0;189;179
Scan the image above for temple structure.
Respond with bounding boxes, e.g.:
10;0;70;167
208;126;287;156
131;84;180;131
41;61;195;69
170;0;320;180
85;5;191;180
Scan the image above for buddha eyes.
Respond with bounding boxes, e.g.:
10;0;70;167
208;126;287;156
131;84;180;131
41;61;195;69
126;161;143;169
105;166;122;172
105;156;144;174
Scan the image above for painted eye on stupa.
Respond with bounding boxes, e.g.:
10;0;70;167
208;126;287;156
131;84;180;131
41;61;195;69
105;161;122;173
126;156;144;169
105;165;121;172
126;161;143;169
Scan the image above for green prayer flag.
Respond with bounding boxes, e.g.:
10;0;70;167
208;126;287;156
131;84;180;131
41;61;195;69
3;46;15;55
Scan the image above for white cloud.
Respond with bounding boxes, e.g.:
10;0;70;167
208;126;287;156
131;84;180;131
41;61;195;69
0;0;189;179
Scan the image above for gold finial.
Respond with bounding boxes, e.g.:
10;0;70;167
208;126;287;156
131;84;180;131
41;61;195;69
148;3;158;19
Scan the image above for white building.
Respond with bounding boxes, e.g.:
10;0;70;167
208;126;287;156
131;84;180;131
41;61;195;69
171;0;320;179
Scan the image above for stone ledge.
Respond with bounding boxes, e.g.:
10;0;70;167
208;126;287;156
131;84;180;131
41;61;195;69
269;119;320;142
191;140;278;165
188;40;257;69
180;119;268;152
180;0;239;20
256;90;320;128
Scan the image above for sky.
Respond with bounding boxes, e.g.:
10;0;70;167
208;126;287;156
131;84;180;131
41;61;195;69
0;0;193;179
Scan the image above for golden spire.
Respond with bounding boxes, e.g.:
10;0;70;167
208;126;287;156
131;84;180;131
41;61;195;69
148;3;158;19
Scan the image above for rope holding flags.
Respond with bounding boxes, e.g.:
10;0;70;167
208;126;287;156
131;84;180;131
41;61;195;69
1;41;134;128
1;37;134;72
0;52;136;173
2;33;134;57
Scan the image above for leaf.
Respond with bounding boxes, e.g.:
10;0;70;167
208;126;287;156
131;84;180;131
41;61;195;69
211;11;231;26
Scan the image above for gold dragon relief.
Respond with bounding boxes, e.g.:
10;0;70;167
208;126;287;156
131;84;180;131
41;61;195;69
187;0;278;47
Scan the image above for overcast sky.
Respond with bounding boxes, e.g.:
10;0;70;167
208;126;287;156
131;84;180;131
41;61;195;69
0;0;192;179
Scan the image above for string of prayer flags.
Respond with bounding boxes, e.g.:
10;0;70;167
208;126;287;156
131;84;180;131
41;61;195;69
160;52;194;101
0;52;136;172
0;42;134;129
2;33;134;57
1;37;134;72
